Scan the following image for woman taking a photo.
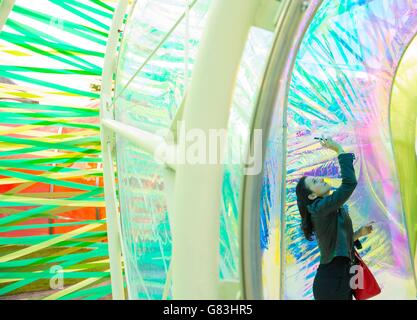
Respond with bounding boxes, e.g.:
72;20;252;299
296;137;374;300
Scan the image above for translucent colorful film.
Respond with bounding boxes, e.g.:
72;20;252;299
283;0;417;299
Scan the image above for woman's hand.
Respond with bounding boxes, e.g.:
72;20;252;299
355;221;375;239
319;136;345;154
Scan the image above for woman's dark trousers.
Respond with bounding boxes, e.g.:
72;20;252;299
313;256;353;300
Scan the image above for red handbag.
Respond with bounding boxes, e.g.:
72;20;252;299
352;250;381;300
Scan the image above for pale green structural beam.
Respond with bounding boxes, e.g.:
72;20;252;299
99;0;130;300
390;34;417;276
101;119;176;170
171;0;261;299
0;0;15;32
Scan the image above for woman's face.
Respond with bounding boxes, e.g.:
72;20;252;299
304;176;331;198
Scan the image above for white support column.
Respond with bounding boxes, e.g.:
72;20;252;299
99;0;129;300
0;0;15;32
171;0;261;299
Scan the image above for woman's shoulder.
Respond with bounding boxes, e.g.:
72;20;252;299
307;198;349;217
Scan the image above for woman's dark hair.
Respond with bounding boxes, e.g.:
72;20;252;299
296;176;315;241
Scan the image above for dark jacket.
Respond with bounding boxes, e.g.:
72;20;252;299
307;153;358;264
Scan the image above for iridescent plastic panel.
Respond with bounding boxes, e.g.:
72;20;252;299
283;0;417;299
115;0;212;299
221;27;274;281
